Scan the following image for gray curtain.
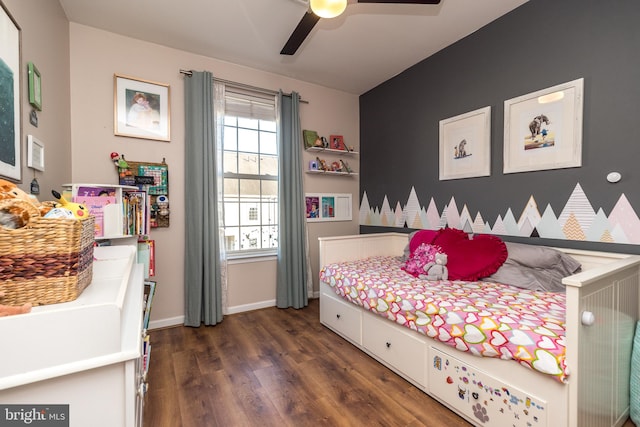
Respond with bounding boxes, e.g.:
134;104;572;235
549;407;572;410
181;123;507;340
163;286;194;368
276;91;309;309
184;70;223;326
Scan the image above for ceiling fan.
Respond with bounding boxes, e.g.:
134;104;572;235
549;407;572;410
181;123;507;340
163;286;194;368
280;0;442;55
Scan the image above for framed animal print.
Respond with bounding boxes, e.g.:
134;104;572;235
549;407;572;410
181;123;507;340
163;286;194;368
439;106;491;180
503;78;583;174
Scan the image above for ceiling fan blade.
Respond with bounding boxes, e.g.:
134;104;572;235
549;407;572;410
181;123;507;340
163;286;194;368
280;11;321;55
357;0;441;4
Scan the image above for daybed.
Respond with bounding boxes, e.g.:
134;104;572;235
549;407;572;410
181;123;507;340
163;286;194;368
318;232;640;427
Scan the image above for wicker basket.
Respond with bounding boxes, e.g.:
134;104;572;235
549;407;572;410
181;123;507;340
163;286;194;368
0;198;95;306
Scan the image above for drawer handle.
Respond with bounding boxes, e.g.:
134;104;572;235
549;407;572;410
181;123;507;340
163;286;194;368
386;342;391;348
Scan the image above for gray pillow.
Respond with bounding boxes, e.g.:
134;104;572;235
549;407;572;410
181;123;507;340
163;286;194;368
402;230;419;261
483;242;581;292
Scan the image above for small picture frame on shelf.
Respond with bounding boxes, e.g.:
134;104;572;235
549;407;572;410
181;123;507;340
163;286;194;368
329;135;346;151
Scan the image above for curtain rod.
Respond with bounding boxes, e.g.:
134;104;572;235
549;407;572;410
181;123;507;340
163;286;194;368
180;69;308;104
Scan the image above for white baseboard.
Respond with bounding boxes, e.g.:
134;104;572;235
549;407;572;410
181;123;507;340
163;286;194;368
149;294;320;329
149;316;184;330
225;299;276;315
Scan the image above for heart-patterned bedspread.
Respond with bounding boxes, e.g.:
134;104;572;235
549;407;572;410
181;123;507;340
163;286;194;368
320;256;569;383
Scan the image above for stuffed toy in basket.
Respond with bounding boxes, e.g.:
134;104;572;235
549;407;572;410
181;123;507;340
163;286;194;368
0;183;95;307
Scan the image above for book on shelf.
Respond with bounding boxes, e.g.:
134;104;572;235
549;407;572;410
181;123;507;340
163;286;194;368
142;335;151;376
303;129;319;148
143;280;156;331
122;190;149;236
137;240;155;278
73;195;117;237
147;240;155;276
76;186;117;197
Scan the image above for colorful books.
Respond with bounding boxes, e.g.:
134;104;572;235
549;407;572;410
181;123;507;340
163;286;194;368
73;195;117;237
122;190;149;236
143;280;156;331
137;239;155;278
76;186;117;197
303;129;319;148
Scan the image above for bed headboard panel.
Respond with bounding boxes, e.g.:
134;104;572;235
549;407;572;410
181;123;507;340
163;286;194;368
319;232;407;266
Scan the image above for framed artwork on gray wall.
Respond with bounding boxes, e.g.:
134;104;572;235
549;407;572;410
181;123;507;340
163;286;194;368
439;106;491;180
0;2;21;182
503;78;583;174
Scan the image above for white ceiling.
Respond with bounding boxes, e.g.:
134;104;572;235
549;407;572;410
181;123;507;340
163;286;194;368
58;0;528;95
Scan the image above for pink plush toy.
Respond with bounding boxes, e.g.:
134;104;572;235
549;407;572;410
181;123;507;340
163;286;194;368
401;243;442;277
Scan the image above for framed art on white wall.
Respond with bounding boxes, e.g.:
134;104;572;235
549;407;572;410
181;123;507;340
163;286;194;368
439;106;491;180
503;78;583;174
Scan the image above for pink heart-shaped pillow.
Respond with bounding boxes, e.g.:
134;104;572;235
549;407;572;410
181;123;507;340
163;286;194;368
409;229;439;255
431;228;507;281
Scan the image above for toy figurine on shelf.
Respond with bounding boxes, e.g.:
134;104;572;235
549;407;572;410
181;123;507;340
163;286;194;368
50;190;88;219
156;195;170;217
110;152;134;183
110;152;129;169
316;156;329;171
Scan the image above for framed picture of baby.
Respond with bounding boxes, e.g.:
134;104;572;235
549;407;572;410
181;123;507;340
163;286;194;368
114;74;171;142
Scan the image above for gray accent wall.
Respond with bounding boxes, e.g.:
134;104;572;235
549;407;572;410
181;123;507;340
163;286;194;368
359;0;640;253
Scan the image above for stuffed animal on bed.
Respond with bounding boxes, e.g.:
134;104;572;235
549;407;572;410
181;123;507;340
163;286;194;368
420;252;448;281
0;292;31;317
401;243;442;277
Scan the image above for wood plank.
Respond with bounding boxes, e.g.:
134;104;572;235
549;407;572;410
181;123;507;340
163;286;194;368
144;299;473;427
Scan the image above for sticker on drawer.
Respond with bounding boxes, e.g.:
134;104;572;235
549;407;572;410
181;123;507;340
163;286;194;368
430;347;547;427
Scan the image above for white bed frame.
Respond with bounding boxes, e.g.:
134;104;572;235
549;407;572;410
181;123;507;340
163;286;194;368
318;233;640;427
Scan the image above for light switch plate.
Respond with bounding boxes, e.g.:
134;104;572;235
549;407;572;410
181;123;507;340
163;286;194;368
27;135;45;171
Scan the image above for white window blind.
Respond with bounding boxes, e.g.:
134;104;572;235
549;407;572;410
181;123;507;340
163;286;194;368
224;88;276;121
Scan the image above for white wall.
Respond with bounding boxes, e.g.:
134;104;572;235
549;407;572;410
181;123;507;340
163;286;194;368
68;24;359;326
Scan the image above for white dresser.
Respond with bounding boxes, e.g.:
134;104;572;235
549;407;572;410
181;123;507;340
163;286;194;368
0;246;145;427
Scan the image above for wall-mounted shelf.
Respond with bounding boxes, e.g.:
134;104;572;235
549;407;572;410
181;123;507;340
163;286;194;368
306;147;358;156
306;145;358;176
306;170;358;177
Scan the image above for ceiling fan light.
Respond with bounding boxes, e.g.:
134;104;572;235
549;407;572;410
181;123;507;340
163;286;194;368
310;0;347;18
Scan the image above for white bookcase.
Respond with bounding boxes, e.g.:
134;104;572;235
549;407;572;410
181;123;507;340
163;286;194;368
0;246;147;427
63;183;148;239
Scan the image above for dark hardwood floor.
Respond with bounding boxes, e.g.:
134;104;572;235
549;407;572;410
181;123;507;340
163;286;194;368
143;299;638;427
143;298;473;427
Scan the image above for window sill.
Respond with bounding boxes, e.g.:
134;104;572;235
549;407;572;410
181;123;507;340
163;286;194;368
226;250;277;264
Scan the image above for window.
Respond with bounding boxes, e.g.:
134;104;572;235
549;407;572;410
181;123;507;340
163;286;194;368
221;88;278;254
